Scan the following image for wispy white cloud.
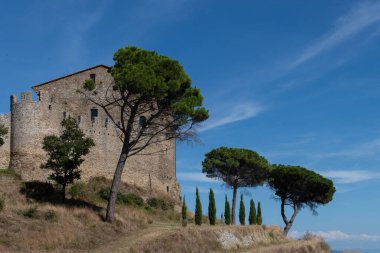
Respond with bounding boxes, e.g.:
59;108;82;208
290;230;380;242
177;172;219;183
320;170;380;184
289;1;380;69
198;102;265;132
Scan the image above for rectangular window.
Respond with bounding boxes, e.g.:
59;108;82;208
90;73;96;83
91;108;98;122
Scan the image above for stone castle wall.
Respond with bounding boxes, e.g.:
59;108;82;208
0;113;11;168
6;66;180;200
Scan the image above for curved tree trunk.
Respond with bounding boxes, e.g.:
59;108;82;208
281;199;298;236
105;145;129;223
231;183;238;225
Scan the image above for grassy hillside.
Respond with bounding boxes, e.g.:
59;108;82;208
0;168;330;253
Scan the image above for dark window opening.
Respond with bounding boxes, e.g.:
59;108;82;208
105;118;108;128
49;105;52;110
37;92;41;101
139;116;147;127
63;112;67;119
91;108;98;122
166;186;169;192
90;73;96;83
77;116;81;124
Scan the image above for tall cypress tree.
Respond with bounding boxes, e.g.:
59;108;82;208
208;189;216;225
224;195;231;225
195;187;202;225
239;194;245;225
221;212;224;224
249;199;257;225
182;196;187;227
257;201;262;225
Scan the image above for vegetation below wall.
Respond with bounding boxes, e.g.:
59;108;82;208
0;174;330;253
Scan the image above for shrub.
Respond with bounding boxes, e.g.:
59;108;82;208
20;181;59;202
0;198;4;212
23;207;39;218
44;210;58;222
99;187;144;207
69;182;87;198
147;197;174;211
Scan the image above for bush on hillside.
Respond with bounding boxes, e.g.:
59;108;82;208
147;197;174;210
23;207;39;218
69;182;87;199
44;210;58;222
99;187;144;207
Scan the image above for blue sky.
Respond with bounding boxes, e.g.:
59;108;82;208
1;1;380;251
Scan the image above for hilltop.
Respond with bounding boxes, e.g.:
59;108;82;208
0;168;330;253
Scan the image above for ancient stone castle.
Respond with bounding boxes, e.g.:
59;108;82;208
0;65;180;200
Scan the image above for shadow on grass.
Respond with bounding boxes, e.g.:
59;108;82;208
20;181;102;213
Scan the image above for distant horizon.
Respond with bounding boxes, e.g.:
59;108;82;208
1;0;380;251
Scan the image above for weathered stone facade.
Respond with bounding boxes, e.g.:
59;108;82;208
0;65;180;200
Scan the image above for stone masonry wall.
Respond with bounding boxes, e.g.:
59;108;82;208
0;113;11;168
9;66;180;200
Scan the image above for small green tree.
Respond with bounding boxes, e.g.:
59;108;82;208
195;187;202;225
0;123;8;147
224;195;231;225
257;202;262;225
239;194;245;225
41;117;95;201
249;199;256;225
208;189;216;225
182;196;187;227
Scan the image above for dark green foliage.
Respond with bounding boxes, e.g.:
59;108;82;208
20;181;60;202
195;187;202;225
269;164;336;235
80;46;209;222
147;197;174;210
0;123;7;147
221;212;224;223
99;187;144;207
257;202;262;225
239;194;245;225
83;79;96;91
23;207;39;218
0;198;4;212
41;117;95;201
208;189;216;225
44;210;58;222
249;199;257;225
224;195;231;225
182;196;187;227
69;182;87;199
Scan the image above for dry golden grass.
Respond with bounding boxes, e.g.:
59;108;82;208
0;175;331;253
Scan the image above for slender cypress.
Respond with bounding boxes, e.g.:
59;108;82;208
195;187;202;225
221;212;224;224
224;195;231;225
239;194;245;225
182;196;187;227
249;199;257;225
208;189;216;225
257;201;262;225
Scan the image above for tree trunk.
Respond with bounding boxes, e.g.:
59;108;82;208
105;145;129;223
231;183;238;225
281;200;298;236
